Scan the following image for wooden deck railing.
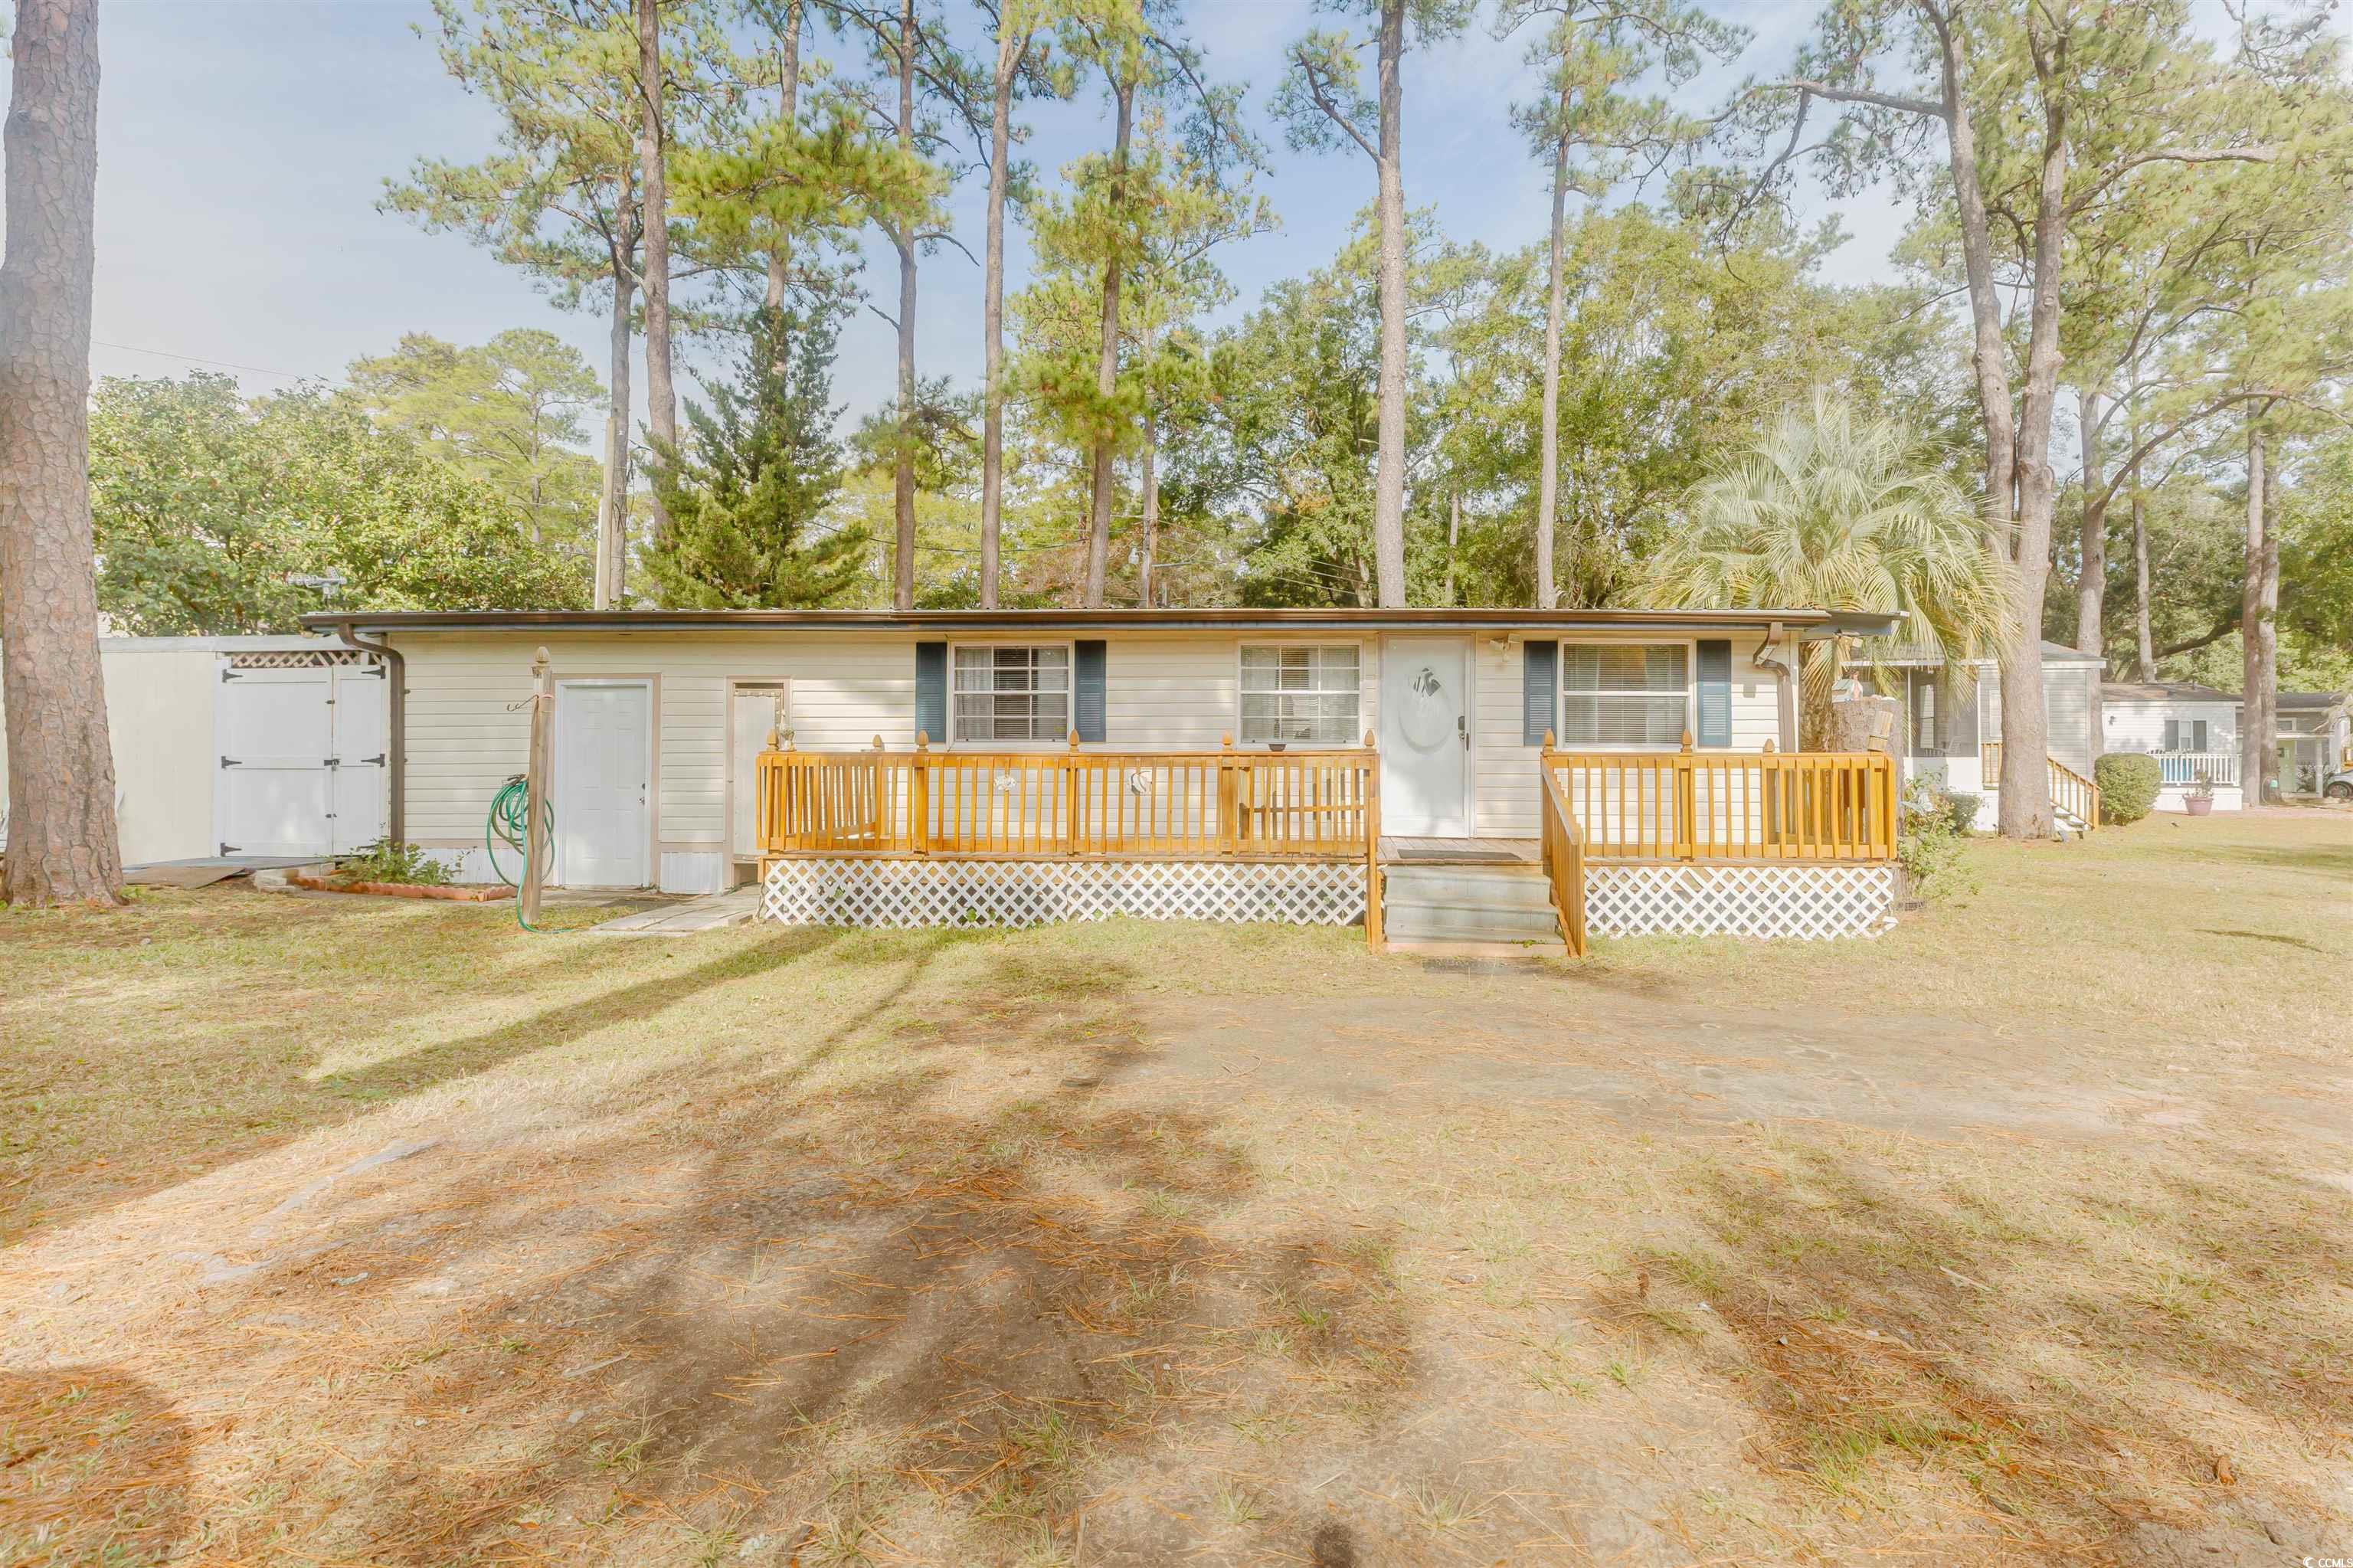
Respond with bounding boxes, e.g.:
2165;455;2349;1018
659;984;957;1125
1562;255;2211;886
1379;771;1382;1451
1540;737;1898;863
756;734;1380;860
1537;764;1589;957
1982;743;2102;829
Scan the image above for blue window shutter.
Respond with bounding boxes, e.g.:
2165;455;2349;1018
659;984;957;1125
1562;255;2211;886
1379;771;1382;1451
1522;640;1557;745
1074;640;1107;743
1696;639;1732;747
915;642;947;743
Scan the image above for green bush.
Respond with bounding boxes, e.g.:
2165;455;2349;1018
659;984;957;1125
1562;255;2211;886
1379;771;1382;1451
1899;777;1979;903
1936;790;1981;835
2093;753;2163;825
336;839;452;886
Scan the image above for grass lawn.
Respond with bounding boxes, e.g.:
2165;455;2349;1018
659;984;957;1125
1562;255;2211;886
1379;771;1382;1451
2;810;2349;1565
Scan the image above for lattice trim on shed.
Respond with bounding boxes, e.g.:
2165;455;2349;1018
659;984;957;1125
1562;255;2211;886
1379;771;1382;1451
225;650;374;669
759;858;1366;929
1583;863;1898;941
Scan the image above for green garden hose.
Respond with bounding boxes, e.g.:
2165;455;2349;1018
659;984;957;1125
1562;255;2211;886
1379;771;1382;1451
486;774;555;931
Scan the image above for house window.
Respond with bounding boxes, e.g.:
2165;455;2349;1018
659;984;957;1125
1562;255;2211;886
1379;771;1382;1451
1910;671;1943;757
1559;643;1689;747
952;645;1069;743
2162;719;2211;751
1240;646;1360;745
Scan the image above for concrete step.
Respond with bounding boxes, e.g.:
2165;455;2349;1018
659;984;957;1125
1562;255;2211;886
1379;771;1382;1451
1381;863;1556;912
1382;901;1564;944
1385;936;1569;961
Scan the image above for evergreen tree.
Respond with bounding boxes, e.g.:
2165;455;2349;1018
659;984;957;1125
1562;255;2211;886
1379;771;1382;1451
643;308;865;607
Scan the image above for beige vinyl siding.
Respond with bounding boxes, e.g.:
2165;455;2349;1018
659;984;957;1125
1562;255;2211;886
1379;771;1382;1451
399;633;916;848
1102;636;1378;750
1473;633;1784;839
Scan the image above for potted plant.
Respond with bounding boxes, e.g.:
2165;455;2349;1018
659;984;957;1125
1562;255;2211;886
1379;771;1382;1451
2184;773;2215;817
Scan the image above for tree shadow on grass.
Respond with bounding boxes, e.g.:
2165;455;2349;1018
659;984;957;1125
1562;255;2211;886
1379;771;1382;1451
1621;1144;2351;1563
163;940;1425;1566
0;1364;191;1565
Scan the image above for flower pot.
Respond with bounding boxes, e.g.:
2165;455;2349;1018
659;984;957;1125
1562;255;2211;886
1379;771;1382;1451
2184;795;2214;817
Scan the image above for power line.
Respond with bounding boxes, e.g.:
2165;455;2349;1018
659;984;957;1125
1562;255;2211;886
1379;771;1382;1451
90;337;348;385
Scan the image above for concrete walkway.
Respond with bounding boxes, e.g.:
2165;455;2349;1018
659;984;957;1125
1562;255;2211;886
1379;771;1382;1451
585;885;761;936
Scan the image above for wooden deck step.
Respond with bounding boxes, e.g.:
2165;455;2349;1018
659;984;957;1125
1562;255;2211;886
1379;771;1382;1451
1379;862;1563;947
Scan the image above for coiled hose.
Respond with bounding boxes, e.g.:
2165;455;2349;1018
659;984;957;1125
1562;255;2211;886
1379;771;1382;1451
486;774;556;931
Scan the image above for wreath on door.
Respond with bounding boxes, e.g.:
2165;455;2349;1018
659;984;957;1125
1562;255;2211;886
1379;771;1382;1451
1397;665;1453;753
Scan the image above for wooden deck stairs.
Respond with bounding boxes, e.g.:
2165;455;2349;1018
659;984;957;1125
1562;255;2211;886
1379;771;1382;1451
1377;840;1566;957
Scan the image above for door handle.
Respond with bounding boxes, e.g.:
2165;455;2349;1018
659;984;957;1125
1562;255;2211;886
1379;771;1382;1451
1458;715;1469;751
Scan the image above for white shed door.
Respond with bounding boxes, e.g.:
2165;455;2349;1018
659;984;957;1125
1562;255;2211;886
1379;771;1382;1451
329;662;388;853
216;666;332;856
555;681;650;889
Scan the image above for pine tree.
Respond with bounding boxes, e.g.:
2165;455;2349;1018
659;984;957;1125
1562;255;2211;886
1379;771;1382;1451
642;309;864;607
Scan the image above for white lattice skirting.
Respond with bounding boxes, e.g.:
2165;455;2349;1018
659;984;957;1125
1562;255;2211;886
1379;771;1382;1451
1583;863;1900;941
761;858;1366;929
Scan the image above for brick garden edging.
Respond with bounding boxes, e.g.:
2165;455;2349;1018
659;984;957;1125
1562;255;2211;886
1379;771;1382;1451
289;872;512;902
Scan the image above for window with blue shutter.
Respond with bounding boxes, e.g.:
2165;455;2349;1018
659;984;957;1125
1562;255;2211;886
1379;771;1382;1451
1522;640;1557;745
1695;639;1732;747
914;641;947;744
1073;640;1107;743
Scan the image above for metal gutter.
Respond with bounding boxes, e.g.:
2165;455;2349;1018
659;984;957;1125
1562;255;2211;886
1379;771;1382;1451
326;620;405;844
301;606;1893;637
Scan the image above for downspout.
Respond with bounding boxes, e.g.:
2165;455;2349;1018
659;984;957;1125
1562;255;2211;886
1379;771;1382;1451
331;620;405;844
1751;621;1798;751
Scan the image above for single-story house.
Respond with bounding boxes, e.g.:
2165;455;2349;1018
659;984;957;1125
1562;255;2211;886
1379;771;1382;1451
299;606;1909;948
0;635;389;864
1848;642;2105;831
2100;679;2244;811
2276;692;2352;798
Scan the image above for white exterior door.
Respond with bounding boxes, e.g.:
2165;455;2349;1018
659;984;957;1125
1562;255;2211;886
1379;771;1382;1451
329;662;388;853
555;681;651;889
214;656;390;858
1379;637;1472;836
216;665;332;856
731;681;788;860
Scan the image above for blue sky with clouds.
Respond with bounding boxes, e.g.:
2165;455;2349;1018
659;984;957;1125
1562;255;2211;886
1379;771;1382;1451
0;1;2040;425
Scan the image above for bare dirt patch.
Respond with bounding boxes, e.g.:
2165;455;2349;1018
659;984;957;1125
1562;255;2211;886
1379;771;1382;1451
4;813;2350;1564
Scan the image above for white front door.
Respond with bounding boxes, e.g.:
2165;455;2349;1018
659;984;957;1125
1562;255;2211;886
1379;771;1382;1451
555;681;651;888
1379;637;1472;836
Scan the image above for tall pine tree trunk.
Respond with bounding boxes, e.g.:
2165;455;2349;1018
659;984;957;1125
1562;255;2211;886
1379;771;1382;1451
764;0;803;317
1370;0;1408;609
637;0;675;532
1137;389;1159;609
980;22;1026;611
2074;385;2106;667
596;211;636;611
2240;417;2271;800
2132;443;2154;680
889;0;918;613
1083;74;1135;610
1;0;123;906
1535;122;1567;611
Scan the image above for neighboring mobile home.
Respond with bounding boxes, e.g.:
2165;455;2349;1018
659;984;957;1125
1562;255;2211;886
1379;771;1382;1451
1851;643;2105;833
2100;679;2245;810
302;607;1906;949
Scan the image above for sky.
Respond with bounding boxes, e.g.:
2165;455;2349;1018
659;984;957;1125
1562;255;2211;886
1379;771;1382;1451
0;0;2181;430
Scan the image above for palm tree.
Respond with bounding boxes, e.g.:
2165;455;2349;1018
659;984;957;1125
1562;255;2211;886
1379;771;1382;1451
1637;391;2016;748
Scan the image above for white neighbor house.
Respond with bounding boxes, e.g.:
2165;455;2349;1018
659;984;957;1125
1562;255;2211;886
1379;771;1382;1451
1851;642;2106;832
2100;679;2245;810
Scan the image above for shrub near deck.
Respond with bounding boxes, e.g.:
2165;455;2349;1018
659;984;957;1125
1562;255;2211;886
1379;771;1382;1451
2;812;2348;1566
